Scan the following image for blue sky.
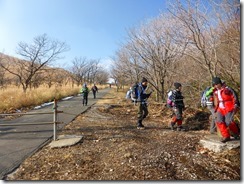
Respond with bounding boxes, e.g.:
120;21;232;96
0;0;167;69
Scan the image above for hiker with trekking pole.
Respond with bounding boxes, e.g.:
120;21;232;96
131;77;153;129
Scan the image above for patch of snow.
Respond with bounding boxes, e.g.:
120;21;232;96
34;102;54;110
33;96;74;110
41;102;54;107
62;96;74;101
34;106;42;110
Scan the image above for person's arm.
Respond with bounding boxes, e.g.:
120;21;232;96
172;90;177;107
205;87;214;98
227;87;240;108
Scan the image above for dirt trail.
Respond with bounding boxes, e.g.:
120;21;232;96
7;90;240;180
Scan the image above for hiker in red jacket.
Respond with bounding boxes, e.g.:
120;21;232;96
212;77;240;143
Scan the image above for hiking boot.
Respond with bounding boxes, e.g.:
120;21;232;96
221;137;231;143
170;122;175;131
177;126;183;131
137;120;145;129
137;124;145;129
177;127;186;131
137;126;145;130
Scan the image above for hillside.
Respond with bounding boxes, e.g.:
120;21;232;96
0;52;69;81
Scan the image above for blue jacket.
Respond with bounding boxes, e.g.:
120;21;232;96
137;83;150;102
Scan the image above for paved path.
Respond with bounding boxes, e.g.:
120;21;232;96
0;88;111;179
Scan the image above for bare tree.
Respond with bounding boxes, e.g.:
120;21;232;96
111;0;240;103
113;46;142;85
0;53;7;89
212;0;240;88
70;57;103;86
86;59;100;83
168;0;240;82
165;0;240;96
125;13;187;101
95;68;109;84
0;34;69;92
70;57;88;86
110;60;128;92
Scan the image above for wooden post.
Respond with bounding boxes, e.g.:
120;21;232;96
53;99;57;141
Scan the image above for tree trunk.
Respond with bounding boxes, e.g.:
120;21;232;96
160;80;165;101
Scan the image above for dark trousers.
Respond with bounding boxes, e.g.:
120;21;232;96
137;103;148;123
92;91;96;99
207;105;216;133
83;94;88;105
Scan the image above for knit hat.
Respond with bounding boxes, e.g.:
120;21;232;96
212;77;222;85
174;82;182;89
141;77;148;83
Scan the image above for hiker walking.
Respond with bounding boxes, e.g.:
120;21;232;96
203;85;217;134
80;83;89;106
212;77;240;143
91;84;98;99
136;77;152;129
170;82;185;131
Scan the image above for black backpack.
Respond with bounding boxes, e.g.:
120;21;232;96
131;83;139;102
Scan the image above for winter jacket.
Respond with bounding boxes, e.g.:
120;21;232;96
80;87;89;94
172;90;184;108
213;86;239;113
92;86;98;92
137;83;150;103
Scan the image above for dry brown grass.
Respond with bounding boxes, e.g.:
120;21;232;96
0;86;80;113
0;84;109;113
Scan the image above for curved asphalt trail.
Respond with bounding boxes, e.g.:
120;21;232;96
0;87;111;179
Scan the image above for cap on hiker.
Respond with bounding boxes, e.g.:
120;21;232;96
174;82;182;89
141;77;148;83
212;77;222;85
